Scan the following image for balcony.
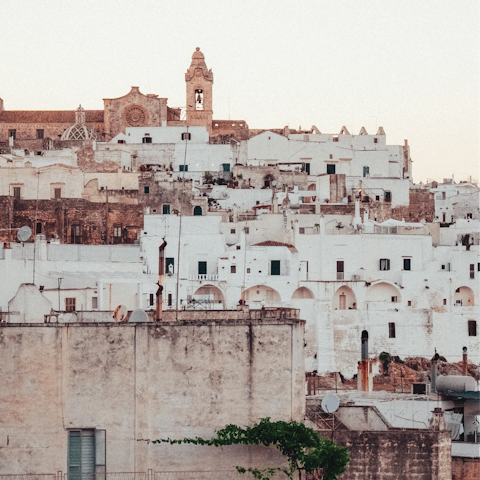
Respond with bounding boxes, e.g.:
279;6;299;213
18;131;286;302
189;274;219;281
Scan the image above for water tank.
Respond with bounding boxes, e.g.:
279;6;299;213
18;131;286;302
435;375;477;393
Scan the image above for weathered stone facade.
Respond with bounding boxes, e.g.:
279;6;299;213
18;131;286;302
0;309;305;475
0;197;143;244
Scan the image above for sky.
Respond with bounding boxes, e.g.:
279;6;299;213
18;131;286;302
1;0;478;183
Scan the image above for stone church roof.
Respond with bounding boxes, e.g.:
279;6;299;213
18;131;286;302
0;110;104;123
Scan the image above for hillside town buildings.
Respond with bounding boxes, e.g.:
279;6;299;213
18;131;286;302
0;47;478;479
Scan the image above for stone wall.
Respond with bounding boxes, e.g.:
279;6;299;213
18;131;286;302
452;456;480;480
0;197;143;244
332;429;451;480
233;165;308;190
0;310;305;474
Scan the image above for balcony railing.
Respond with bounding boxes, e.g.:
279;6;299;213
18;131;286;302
189;274;219;281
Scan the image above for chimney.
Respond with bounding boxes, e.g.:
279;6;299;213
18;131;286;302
429;407;446;431
463;346;468;376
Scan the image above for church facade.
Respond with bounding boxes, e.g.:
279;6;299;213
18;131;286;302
0;48;248;152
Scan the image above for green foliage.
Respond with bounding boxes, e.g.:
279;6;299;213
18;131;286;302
153;418;349;480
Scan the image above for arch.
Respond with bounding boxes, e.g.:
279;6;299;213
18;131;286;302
292;287;314;299
366;282;402;303
308;184;316;191
454;286;474;306
193;285;224;307
263;174;275;188
244;285;281;306
333;285;357;310
193;206;203;216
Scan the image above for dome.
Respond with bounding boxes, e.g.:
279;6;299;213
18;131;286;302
61;123;99;141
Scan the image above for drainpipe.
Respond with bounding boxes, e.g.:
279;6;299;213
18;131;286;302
462;346;468;376
156;238;167;321
431;355;438;393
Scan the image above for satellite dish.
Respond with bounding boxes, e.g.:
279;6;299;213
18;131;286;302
321;394;340;413
113;305;128;322
130;309;148;322
342;197;348;205
17;226;32;242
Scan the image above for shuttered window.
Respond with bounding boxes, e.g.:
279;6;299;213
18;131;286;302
68;429;106;479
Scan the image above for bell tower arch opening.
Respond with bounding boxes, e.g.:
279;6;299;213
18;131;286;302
185;47;213;134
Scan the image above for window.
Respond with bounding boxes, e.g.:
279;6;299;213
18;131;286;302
247;268;251;273
363;166;369;177
65;298;76;312
380;259;390;271
236;245;241;250
271;260;281;276
230;229;236;234
388;322;396;338
222;163;230;172
304;163;310;175
470;264;474;279
162;204;170;215
384;191;392;202
467;213;472;219
403;258;411;271
336;260;344;280
113;226;122;238
181;132;191;140
144;186;150;194
165;258;174;275
13;187;21;199
478;263;480;272
326;164;336;174
373;138;378;144
299;227;305;234
198;261;207;275
179;165;189;172
391;296;398;303
168;293;172;307
231;265;236;274
333;136;339;142
468;320;477;336
193;206;202;216
54;188;62;199
142;137;152;143
117;140;125;144
376;195;380;201
442;213;446;222
149;294;154;306
442;263;451;271
407;301;411;306
92;297;98;309
8;129;16;139
36;129;44;140
329;154;333;159
443;299;447;305
68;429;106;479
442;192;446;200
244;227;249;234
71;225;81;244
36;222;42;234
195;89;204;110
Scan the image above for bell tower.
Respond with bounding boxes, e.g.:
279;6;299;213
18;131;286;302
185;47;213;135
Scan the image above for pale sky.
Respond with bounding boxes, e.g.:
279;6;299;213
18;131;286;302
1;0;478;183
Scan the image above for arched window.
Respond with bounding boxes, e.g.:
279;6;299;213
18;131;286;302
193;206;203;216
263;174;275;188
333;286;357;310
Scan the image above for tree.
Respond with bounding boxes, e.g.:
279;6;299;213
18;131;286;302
152;418;349;480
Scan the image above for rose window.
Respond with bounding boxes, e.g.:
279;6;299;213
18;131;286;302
124;105;147;127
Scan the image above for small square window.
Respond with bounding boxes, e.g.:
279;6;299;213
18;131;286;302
373;138;378;144
236;245;241;250
327;164;336;174
92;297;98;309
118;139;125;144
391;296;398;303
163;204;170;215
231;265;236;274
182;132;191;140
403;258;411;271
9;129;16;139
407;301;411;306
54;188;62;199
380;259;390;271
144;186;150;194
230;229;236;234
443;299;447;305
299;227;305;234
37;129;44;139
247;268;250;273
245;227;249;234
